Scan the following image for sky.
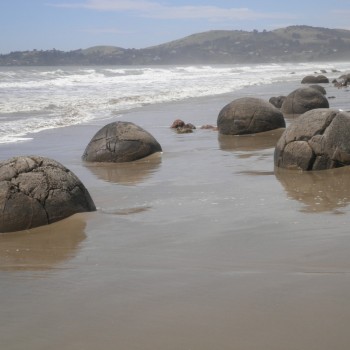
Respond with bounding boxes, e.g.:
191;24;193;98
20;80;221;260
1;0;350;54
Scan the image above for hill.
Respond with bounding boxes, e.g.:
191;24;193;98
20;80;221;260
1;25;350;66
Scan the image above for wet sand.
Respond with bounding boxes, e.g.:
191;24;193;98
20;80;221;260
1;80;350;350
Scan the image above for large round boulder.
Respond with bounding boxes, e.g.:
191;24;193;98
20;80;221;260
217;97;285;135
281;87;329;116
301;75;329;84
274;109;350;171
82;121;162;162
0;156;96;233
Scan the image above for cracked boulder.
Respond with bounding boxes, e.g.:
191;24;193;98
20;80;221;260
281;87;329;117
274;109;350;171
0;156;96;233
82;121;162;162
217;97;286;135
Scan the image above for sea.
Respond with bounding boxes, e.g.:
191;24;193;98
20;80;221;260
1;61;349;144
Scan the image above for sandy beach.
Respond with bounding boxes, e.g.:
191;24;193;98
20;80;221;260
1;78;350;350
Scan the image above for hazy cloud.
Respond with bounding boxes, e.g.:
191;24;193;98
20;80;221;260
50;0;296;21
80;27;134;34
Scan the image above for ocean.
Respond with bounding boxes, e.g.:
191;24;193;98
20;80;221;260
1;61;349;144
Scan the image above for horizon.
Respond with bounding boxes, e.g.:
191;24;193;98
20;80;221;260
1;0;350;54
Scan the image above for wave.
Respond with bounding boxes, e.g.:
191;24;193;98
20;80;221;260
0;61;349;143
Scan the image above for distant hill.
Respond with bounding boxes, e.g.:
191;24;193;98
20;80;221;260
1;25;350;66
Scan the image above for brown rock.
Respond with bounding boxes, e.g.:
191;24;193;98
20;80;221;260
217;97;285;135
301;75;329;84
274;109;350;171
0;156;96;233
281;87;329;117
82;121;162;163
269;96;286;109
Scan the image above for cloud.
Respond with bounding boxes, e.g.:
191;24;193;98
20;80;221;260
50;0;296;21
80;27;133;34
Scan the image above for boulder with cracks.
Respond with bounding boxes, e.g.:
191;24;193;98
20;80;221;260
274;109;350;171
82;121;162;163
0;156;96;233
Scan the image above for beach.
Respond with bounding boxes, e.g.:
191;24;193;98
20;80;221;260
1;64;350;349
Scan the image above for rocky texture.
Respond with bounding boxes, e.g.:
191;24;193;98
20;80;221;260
281;87;329;116
170;119;196;133
217;97;285;135
269;95;286;109
274;109;350;171
82;121;162;163
301;75;329;84
309;84;327;95
333;73;350;88
0;156;96;233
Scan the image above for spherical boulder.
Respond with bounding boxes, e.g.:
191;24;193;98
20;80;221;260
0;156;96;233
281;87;329;116
301;75;329;84
82;121;162;162
274;109;350;171
217;97;285;135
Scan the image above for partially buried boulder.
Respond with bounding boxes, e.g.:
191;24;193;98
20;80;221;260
217;97;285;135
274;109;350;171
269;95;286;109
82;121;162;162
301;75;329;84
170;119;196;133
0;156;96;233
281;87;329;116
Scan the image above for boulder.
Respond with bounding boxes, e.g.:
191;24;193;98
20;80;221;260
334;73;350;87
82;121;162;162
281;87;329;116
170;119;196;133
269;95;286;109
274;109;350;171
170;119;186;128
217;97;285;135
309;84;327;95
301;75;329;84
0;156;96;233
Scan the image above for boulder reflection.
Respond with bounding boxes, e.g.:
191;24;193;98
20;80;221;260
275;166;350;213
84;153;162;185
0;214;87;271
218;128;284;152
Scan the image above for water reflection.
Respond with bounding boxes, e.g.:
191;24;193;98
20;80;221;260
275;166;350;213
84;153;162;185
218;129;284;152
0;214;87;271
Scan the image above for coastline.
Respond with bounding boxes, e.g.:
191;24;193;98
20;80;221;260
2;79;350;349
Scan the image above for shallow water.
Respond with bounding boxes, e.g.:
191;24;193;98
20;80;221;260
1;73;350;349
